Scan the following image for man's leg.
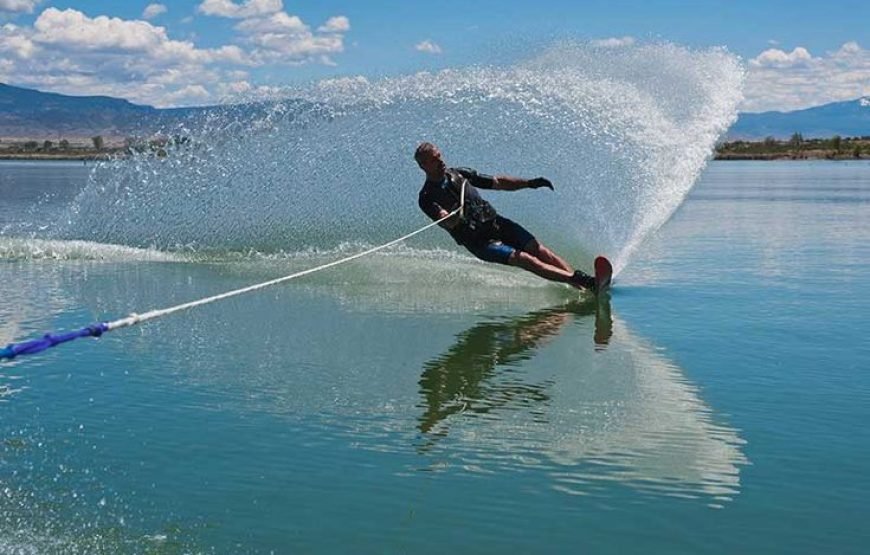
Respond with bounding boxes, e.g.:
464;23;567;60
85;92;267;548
521;239;573;274
467;242;593;290
508;250;575;283
495;217;594;289
495;217;575;274
524;240;595;289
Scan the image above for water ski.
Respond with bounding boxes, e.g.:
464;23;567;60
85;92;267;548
594;255;613;295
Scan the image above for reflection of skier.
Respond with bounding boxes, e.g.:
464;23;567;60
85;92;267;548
418;299;612;438
415;142;597;291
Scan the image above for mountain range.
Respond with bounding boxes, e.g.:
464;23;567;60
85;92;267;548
728;97;870;139
2;82;869;140
0;82;206;139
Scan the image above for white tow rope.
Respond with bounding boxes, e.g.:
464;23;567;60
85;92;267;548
2;179;466;361
107;180;466;331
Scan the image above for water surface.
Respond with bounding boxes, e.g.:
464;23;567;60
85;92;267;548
1;160;868;553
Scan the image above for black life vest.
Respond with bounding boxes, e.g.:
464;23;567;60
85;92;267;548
444;168;497;230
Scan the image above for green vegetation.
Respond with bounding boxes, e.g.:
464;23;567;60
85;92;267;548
0;135;189;160
0;137;123;160
716;135;870;160
3;133;869;161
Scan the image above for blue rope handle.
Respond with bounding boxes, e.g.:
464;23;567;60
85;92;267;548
1;323;108;360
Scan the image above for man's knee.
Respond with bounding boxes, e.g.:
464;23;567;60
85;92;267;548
527;240;562;264
509;250;535;268
522;239;542;256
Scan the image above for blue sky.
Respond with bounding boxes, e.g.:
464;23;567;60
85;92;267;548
1;0;868;110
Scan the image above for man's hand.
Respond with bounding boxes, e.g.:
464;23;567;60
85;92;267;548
437;208;461;229
528;177;554;191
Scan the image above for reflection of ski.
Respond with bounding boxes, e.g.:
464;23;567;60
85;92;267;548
594;256;613;294
593;256;613;347
594;294;613;347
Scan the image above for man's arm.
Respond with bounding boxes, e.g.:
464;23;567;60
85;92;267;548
492;175;553;191
455;167;552;191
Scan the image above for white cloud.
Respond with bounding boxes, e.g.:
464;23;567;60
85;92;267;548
30;9;248;65
236;11;305;34
0;24;35;58
251;32;343;60
208;44;247;64
0;8;257;107
161;84;210;105
0;0;39;14
590;36;635;48
33;8;169;50
197;0;282;19
233;12;349;63
744;41;870;111
836;41;861;55
228;80;251;93
142;3;167;20
220;80;252;96
198;3;350;64
34;8;168;51
750;46;812;68
318;16;349;33
1;4;350;107
414;40;441;55
0;57;14;76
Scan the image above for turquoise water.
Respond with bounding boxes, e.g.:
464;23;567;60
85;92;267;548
1;160;868;553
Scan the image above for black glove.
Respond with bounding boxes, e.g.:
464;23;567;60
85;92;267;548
528;177;554;191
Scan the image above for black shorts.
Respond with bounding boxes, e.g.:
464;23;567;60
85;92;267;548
463;216;536;265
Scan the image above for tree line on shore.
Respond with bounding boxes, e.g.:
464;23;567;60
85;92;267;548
3;132;869;161
716;134;870;160
0;135;187;159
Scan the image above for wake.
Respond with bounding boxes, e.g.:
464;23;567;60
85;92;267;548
40;41;741;274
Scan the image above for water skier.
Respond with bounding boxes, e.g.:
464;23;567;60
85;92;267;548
415;142;596;291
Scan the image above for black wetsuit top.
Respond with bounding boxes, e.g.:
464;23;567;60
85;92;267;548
418;167;499;245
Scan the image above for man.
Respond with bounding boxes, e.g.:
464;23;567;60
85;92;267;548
415;142;595;290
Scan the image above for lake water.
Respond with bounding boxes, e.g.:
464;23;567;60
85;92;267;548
1;160;868;553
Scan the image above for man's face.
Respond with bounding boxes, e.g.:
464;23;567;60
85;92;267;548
417;147;446;175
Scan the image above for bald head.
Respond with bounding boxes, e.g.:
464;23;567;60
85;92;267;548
414;142;446;180
415;142;438;162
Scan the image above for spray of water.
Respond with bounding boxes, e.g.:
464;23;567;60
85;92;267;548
57;41;743;273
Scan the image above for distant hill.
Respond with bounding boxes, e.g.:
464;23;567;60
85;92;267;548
1;82;150;138
4;82;869;142
0;83;314;143
0;82;207;139
729;97;870;140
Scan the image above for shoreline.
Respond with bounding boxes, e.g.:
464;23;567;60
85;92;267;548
2;137;868;162
3;154;868;162
713;153;867;161
0;154;118;161
0;150;123;161
716;136;868;161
